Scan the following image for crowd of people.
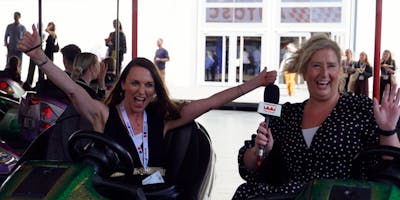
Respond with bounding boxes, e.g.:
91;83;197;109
2;10;400;200
339;48;394;99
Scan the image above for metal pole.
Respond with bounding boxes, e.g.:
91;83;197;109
373;0;382;101
352;0;358;52
38;0;42;38
132;0;138;58
116;0;120;76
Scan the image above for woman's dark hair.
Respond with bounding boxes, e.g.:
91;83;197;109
47;22;55;31
105;57;180;120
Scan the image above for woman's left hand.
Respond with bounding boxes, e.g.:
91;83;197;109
374;83;400;131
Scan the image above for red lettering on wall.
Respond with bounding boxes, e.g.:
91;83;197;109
210;8;218;18
207;7;262;22
235;8;245;20
222;8;231;19
247;8;255;20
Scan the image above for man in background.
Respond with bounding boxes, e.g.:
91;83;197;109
154;38;169;82
61;44;81;76
4;11;26;67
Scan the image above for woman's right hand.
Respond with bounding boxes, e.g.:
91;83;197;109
255;121;274;155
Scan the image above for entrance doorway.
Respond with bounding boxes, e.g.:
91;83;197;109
204;35;261;83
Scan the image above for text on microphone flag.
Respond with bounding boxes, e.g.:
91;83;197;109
257;102;282;117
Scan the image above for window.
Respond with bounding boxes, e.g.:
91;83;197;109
205;0;263;23
280;0;342;23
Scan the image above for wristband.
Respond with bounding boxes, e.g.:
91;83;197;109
37;57;48;67
376;127;396;136
24;43;42;54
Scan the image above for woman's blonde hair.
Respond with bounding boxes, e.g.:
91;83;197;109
71;52;99;81
285;34;342;76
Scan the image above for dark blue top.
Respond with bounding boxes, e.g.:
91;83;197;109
154;48;169;70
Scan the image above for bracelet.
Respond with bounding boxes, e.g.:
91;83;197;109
376;127;397;136
24;43;42;54
37;57;48;67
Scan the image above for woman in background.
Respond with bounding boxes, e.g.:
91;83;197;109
352;51;372;96
44;22;59;61
380;49;396;103
105;19;126;73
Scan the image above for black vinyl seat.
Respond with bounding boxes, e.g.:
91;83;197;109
16;118;215;200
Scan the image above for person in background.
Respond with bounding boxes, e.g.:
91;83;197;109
44;22;59;61
154;38;169;83
18;25;277;196
103;57;117;91
233;34;400;199
105;19;127;74
0;56;22;84
243;48;252;76
210;49;219;81
281;43;297;96
352;51;372;96
4;11;26;67
90;56;116;97
61;44;81;76
380;49;396;103
70;52;107;100
205;50;214;81
252;46;261;75
340;49;355;93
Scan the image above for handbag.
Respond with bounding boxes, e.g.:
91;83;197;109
53;37;59;52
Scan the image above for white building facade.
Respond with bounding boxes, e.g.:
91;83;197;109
1;0;398;104
138;0;396;103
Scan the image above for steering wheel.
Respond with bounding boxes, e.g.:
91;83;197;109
68;130;134;176
352;145;400;187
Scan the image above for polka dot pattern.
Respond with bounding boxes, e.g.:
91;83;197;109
233;94;379;199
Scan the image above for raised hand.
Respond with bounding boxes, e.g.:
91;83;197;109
374;83;400;131
17;24;44;62
258;67;277;86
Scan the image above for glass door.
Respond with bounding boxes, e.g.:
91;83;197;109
204;35;261;83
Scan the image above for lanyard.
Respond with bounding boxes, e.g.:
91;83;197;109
120;103;149;170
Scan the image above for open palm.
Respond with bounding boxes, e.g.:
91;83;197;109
374;84;400;131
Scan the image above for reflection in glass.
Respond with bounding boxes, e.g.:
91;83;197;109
206;7;262;23
205;36;224;82
281;0;341;2
241;37;261;82
281;7;341;23
281;7;310;23
207;0;233;2
311;7;341;23
207;0;263;2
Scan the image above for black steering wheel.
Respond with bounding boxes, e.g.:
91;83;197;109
68;130;134;177
352;145;400;187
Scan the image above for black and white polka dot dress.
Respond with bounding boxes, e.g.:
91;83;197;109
233;94;380;199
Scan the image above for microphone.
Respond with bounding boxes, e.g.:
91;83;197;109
256;84;281;166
